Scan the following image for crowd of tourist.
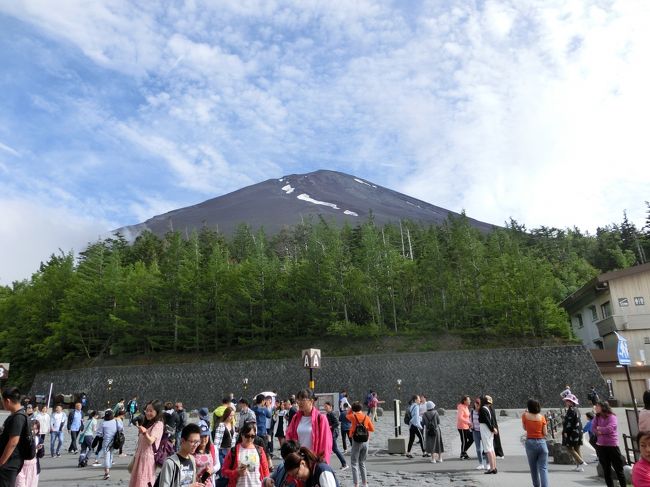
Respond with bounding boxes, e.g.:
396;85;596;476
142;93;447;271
4;384;650;486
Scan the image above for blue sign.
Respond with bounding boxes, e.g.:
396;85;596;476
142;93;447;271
615;332;631;366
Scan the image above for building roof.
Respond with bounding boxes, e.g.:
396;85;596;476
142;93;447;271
560;262;650;310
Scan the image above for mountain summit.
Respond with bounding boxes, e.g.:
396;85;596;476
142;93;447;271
116;169;494;238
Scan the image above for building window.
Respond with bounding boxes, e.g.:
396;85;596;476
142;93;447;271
618;297;629;307
645;337;650;345
601;301;612;318
575;314;584;328
635;297;645;306
590;306;598;321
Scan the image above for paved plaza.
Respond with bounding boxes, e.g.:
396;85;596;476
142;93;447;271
13;407;621;486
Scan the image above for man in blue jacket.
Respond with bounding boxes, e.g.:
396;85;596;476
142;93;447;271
252;394;272;453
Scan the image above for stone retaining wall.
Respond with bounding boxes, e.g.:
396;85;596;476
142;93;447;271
30;345;606;410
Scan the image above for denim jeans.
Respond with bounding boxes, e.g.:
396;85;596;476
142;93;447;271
472;430;485;465
331;429;347;467
50;431;64;456
525;438;548;487
351;440;368;486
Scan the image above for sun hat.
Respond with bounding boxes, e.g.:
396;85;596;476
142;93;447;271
485;395;493;404
199;423;210;437
564;394;579;405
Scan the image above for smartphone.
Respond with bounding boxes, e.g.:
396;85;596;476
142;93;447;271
200;471;211;483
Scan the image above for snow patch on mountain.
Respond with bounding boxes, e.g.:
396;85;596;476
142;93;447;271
282;184;295;194
344;210;359;216
354;178;376;188
297;193;339;210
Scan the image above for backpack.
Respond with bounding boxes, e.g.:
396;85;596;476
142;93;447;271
352;413;369;443
112;428;125;451
364;393;372;407
18;412;37;460
149;458;179;487
403;409;412;425
153;430;175;467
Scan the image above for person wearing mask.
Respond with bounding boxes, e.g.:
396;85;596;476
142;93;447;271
285;390;332;464
405;396;425;459
479;395;497;474
522;399;548;487
470;397;486;470
0;387;29;486
284;447;340;487
222;422;270;487
456;396;473;460
593;401;626;487
323;402;347;470
50;404;67;458
562;394;587;471
157;423;205;487
129;400;165;487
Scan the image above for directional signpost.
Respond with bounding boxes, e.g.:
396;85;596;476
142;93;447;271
302;348;321;390
615;332;638;419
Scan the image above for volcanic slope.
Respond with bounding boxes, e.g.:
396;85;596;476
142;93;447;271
116;169;495;239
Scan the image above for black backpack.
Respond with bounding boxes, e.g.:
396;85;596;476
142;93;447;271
112;427;125;450
403;409;412;425
352;413;369;443
19;412;37;460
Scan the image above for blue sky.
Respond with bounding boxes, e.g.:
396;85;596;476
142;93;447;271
1;0;649;284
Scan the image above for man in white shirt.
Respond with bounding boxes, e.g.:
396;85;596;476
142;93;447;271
50;404;67;457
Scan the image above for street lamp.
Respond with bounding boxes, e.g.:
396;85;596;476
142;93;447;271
107;379;113;408
243;378;248;397
394;379;403;438
396;379;402;399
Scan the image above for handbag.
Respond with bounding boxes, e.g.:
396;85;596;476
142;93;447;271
127;456;135;474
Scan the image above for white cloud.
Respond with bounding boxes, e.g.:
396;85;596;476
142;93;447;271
0;198;110;285
1;0;649;246
0;141;20;157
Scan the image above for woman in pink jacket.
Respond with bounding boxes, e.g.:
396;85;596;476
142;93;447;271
457;395;474;460
285;389;332;463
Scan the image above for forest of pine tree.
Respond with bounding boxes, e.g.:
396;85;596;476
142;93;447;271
2;204;650;387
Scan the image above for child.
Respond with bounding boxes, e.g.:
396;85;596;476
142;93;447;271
583;411;597;448
633;431;650;486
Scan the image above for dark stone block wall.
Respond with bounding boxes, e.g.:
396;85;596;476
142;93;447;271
29;345;606;410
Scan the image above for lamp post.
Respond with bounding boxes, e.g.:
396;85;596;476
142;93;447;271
107;378;113;409
243;378;248;398
394;379;403;437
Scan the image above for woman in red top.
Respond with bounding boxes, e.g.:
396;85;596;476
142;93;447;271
522;399;548;487
456;396;473;460
222;423;269;487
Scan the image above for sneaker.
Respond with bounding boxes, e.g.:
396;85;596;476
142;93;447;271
476;464;485;470
406;453;413;458
423;453;430;457
343;450;348;454
341;465;350;471
92;461;101;467
56;453;61;458
438;458;443;463
580;462;588;466
103;474;110;480
431;459;437;463
574;466;584;472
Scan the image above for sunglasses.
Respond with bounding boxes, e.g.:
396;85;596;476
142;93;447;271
244;434;256;439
